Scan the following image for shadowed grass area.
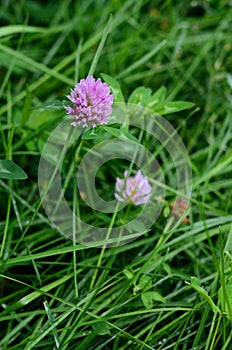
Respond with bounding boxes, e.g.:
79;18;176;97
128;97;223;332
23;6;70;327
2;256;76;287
0;1;232;349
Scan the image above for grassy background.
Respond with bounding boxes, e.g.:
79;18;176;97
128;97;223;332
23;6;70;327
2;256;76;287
0;0;232;349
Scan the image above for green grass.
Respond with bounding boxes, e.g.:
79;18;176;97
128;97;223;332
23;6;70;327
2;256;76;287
0;0;232;349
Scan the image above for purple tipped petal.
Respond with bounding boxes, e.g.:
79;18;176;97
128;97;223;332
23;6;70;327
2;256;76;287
65;76;114;128
114;169;152;206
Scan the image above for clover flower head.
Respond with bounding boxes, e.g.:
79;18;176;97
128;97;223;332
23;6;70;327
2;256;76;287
65;76;114;128
114;170;152;206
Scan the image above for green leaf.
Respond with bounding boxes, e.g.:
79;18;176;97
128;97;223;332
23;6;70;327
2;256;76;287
141;292;153;309
142;291;166;309
147;86;167;108
25;140;37;152
185;276;220;313
0;160;28;180
103;126;139;144
123;269;134;280
138;275;152;291
218;282;232;321
128;86;152;106
133;274;152;295
92;321;110;335
163;205;171;218
101;73;124;103
154;101;195;115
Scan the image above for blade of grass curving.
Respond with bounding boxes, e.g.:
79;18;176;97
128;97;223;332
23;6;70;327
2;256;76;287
43;300;60;349
74;39;83;83
88;15;113;76
116;40;167;79
0;43;73;85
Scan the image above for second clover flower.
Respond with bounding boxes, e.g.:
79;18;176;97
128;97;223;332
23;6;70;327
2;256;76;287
115;170;152;206
65;76;114;128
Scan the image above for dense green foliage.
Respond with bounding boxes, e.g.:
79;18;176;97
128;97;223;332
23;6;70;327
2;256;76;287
0;1;232;349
